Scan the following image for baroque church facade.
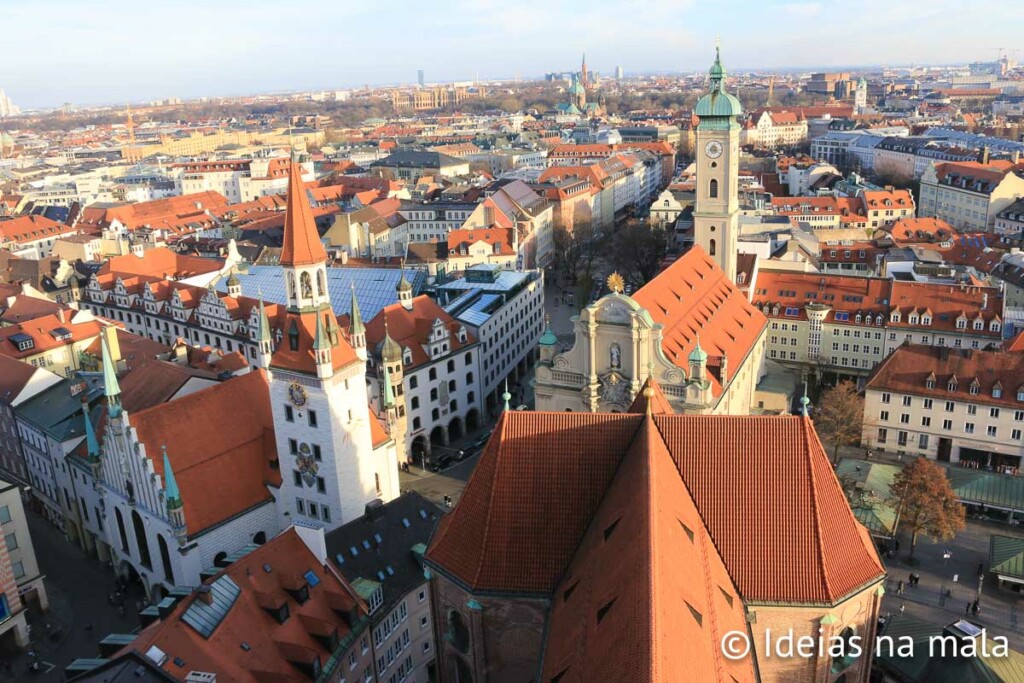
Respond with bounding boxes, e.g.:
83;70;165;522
65;157;401;602
535;50;766;415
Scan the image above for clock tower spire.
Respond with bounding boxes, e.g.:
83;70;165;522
692;45;742;282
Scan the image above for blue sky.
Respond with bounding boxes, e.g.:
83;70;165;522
4;0;1022;109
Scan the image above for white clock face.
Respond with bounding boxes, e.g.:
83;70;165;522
705;141;724;159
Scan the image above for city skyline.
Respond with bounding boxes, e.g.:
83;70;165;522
6;0;1024;109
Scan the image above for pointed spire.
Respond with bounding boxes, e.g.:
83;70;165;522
257;297;272;343
314;311;331;353
101;332;122;418
280;152;326;267
349;280;365;335
800;381;811;417
502;379;512;412
82;401;100;462
381;313;403;362
382;354;395;407
163;446;182;509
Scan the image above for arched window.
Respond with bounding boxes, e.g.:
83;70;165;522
158;534;175;585
709;179;719;199
317;270;326;297
132;510;152;570
449;611;470;654
214;551;229;567
709;239;717;256
253;531;267;545
286;272;295;300
300;272;313;299
115;508;129;553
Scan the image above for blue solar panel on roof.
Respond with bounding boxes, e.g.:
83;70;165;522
304;570;320;587
220;265;425;323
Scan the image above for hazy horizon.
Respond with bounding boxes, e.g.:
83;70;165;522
5;0;1022;109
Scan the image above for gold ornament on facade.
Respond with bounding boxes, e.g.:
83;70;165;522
607;272;625;294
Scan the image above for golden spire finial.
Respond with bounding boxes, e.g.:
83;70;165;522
607;271;625;295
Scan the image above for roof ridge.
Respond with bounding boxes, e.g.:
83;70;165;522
470;411;510;588
641;418;661;682
801;415;835;603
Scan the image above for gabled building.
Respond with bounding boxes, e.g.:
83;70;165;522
425;389;885;682
0;215;78;259
918;159;1024;232
863;344;1024;468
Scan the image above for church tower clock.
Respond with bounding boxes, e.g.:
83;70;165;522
693;47;743;283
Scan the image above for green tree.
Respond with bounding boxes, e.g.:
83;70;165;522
812;381;864;464
891;457;966;563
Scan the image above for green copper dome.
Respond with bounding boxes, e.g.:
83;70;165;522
688;339;708;364
380;333;403;362
695;47;743;119
539;325;558;346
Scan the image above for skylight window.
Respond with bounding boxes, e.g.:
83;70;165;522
350;546;359;557
401;518;410;528
304;570;320;587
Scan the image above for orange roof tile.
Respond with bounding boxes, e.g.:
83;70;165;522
129;370;281;534
0;215;75;243
125;528;368;682
271;311;359;375
540;417;755;682
364;296;474;368
280;160;328;267
633;248;767;395
888;281;1001;335
426;411;884;606
98;247;223;279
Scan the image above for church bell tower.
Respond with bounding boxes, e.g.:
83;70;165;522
692;46;742;283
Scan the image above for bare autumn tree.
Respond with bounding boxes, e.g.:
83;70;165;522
812;381;864;464
609;223;667;291
891;457;966;563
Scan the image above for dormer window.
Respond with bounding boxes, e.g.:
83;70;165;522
994;387;1003;399
973;320;984;331
991;321;1001;332
948;381;958;392
891;313;901;323
909;315;918;325
403;349;412;365
926;379;935;389
970;385;980;395
956;319;967;330
1018;390;1024;402
922;316;932;326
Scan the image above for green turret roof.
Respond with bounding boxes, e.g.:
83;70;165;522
226;272;240;287
380;317;403;362
257;298;272;344
539;324;558;346
313;312;331;353
695;47;743;119
568;75;585;96
382;354;395;407
688;338;708;364
349;281;365;335
83;403;100;462
163;447;182;509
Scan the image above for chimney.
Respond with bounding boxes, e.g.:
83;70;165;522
1013;150;1021;164
982;292;989;310
57;308;65;324
339;250;349;265
719;353;729;385
196;585;213;606
979;146;990;165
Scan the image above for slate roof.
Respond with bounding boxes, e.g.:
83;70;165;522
325;492;443;616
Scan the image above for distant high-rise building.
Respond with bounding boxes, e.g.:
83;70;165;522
417;69;425;87
615;65;624;81
0;89;19;118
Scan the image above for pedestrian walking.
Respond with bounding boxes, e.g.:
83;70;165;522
900;603;905;614
897;579;904;595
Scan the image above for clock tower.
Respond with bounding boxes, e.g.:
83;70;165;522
265;153;399;531
693;46;742;282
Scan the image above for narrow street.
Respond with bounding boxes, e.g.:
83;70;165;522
0;511;145;682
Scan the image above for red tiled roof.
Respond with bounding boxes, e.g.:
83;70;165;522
280;161;327;267
752;271;892;323
125;528;367;682
426;411;884;606
271;311;359;375
867;344;1024;409
888;281;1001;335
0;354;46;404
98;247;223;279
0;312;104;361
445;228;516;256
0;295;69;325
540;418;755;683
887;217;954;243
364;297;474;368
130;370;281;534
0;215;75;244
633;247;767;395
